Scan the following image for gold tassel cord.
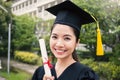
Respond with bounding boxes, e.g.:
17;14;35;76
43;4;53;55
96;22;104;56
91;15;104;56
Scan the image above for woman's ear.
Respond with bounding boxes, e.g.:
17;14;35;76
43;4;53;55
76;39;80;47
75;39;80;50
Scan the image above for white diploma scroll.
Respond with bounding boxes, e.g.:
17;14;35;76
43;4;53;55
39;39;52;76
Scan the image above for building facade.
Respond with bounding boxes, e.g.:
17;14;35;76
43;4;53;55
11;0;65;20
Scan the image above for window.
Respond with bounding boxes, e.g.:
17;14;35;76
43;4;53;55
19;4;21;9
12;7;15;11
50;1;55;6
38;6;42;12
34;0;37;3
30;0;32;4
44;4;48;9
26;1;28;6
16;6;18;10
33;11;36;16
22;3;24;8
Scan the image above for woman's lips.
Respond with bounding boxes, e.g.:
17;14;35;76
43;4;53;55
55;49;66;55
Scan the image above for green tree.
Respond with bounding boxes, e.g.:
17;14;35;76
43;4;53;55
0;0;12;56
12;15;36;52
73;0;106;57
73;0;120;61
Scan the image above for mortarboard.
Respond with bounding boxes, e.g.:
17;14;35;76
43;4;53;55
46;0;95;32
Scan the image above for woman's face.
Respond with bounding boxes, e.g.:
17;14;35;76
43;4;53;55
50;24;78;59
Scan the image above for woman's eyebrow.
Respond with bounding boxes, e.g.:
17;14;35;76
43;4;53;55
51;33;72;37
63;34;72;37
51;33;57;35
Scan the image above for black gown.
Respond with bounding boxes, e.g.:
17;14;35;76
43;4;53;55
32;62;99;80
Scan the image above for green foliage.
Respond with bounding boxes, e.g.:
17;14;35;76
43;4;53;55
0;0;12;56
81;59;120;80
12;15;37;51
72;0;120;63
72;0;105;56
97;62;120;80
0;67;31;80
110;44;120;65
38;19;55;60
14;51;39;64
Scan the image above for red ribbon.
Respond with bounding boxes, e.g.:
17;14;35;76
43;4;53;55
43;58;53;69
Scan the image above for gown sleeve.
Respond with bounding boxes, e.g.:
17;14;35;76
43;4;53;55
32;66;45;80
78;67;99;80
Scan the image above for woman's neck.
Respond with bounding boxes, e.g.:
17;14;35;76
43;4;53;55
55;58;76;78
57;58;75;65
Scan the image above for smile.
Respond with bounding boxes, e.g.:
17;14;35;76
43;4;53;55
55;49;67;54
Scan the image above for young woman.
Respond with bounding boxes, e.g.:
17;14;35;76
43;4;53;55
32;1;99;80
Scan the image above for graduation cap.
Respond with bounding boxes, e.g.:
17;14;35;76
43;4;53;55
46;0;95;32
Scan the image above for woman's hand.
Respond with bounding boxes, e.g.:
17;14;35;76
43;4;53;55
43;75;55;80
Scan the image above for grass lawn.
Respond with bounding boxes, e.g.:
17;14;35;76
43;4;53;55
0;67;32;80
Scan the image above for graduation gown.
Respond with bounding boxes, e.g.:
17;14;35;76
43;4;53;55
32;62;99;80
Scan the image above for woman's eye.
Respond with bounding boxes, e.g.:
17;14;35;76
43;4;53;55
51;36;57;39
64;37;71;41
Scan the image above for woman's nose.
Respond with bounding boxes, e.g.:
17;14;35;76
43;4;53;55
56;40;64;47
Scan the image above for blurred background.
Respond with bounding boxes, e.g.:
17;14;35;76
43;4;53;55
0;0;120;80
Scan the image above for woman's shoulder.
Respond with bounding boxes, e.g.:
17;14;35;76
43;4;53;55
74;62;94;71
32;66;45;80
75;62;99;80
36;66;44;71
34;65;45;75
73;62;89;70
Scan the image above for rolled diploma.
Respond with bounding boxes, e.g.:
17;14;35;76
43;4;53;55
39;39;52;76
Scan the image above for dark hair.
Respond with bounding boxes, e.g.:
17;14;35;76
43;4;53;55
50;24;80;62
72;28;80;62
